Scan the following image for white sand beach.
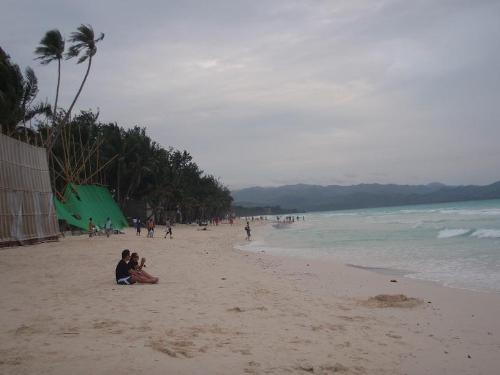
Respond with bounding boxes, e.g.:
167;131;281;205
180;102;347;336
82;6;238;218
1;221;499;374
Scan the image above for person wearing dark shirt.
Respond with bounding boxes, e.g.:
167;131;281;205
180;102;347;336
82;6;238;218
115;249;159;285
245;221;251;241
136;218;141;236
164;218;173;239
116;249;135;285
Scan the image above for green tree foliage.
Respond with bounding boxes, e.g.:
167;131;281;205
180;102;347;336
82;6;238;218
0;47;51;136
2;41;232;222
47;111;233;222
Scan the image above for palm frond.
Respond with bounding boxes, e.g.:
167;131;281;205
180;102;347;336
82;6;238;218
24;101;52;122
65;24;104;63
77;54;89;64
34;29;65;63
22;67;39;107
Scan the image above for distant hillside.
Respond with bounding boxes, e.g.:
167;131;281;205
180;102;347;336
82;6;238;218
231;181;500;212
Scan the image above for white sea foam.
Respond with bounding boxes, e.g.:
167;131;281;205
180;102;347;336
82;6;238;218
250;200;500;292
437;229;471;238
399;208;500;216
470;229;500;238
438;209;500;216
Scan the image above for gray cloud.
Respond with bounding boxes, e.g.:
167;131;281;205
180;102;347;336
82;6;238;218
1;0;499;188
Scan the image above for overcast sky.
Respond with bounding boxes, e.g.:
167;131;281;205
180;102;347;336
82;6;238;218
2;0;500;189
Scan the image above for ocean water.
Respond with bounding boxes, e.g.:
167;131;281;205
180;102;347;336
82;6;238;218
242;199;500;292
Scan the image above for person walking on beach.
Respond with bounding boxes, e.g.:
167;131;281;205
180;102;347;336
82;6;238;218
245;221;251;241
164;218;173;239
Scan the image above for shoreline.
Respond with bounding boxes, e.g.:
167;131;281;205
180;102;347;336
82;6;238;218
237;224;500;374
1;222;499;374
241;220;500;295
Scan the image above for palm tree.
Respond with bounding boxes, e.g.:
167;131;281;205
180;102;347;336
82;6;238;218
19;67;51;138
65;24;104;120
48;24;104;152
0;48;51;138
34;29;65;126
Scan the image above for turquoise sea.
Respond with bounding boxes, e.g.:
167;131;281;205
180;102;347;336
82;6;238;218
243;199;500;292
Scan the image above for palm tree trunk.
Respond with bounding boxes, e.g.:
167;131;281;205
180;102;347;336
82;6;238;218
67;56;92;124
48;56;92;154
46;58;61;151
54;59;61;125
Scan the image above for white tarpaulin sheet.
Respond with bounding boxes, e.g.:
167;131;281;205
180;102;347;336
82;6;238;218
0;133;59;246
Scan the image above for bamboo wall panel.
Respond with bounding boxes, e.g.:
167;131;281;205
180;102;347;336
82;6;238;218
0;133;59;245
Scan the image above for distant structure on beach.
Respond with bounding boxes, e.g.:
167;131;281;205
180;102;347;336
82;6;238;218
0;133;59;247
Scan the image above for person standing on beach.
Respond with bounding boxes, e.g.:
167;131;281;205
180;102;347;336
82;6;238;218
164;218;173;239
245;221;251;241
147;218;155;238
88;218;95;237
105;217;113;237
136;218;141;236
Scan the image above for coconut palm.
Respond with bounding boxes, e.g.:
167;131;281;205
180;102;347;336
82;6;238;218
34;29;65;125
65;24;104;119
48;24;104;152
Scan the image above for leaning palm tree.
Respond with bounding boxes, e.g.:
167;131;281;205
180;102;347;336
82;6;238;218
65;24;104;121
48;24;104;152
34;29;65;127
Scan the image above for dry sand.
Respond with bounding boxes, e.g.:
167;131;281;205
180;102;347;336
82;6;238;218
1;221;499;374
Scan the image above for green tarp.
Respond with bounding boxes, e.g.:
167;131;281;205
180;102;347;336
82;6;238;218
54;184;128;231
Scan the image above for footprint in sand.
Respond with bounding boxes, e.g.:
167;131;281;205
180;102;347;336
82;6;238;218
386;333;402;339
149;338;195;358
13;324;41;336
227;306;268;313
244;361;261;374
362;294;423;308
93;319;120;329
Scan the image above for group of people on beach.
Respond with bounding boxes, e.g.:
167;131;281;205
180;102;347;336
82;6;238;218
88;217;114;238
132;217;173;239
115;249;159;285
114;218;254;285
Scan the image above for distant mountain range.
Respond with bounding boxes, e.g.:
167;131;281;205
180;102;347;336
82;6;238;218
231;181;500;212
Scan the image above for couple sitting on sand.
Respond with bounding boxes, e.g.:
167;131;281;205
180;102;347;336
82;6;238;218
115;249;159;285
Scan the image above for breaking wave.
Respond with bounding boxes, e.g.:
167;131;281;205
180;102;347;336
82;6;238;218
437;229;471;239
470;229;500;239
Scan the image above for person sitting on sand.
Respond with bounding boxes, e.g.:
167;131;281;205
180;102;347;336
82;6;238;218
129;252;158;283
116;249;135;285
115;249;158;285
